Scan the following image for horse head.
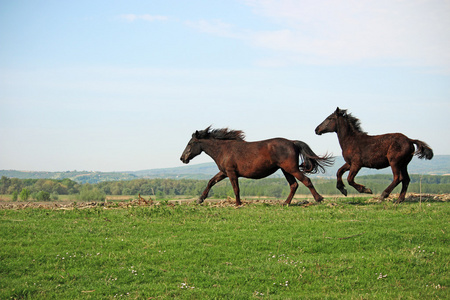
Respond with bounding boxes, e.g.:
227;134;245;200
180;132;203;164
315;107;344;135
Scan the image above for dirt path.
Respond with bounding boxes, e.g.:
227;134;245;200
0;193;448;210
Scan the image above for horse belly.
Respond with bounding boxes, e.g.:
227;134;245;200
357;151;389;169
367;159;390;169
235;158;279;179
357;135;399;169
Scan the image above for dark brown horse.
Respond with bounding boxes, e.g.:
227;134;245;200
315;107;433;203
180;127;333;206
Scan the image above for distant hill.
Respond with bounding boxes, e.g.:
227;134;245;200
127;163;220;180
1;155;449;183
0;170;137;184
130;155;450;179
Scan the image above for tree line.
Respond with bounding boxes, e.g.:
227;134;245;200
1;175;450;201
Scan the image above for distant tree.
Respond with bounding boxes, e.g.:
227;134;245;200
7;178;23;194
12;191;18;201
122;188;132;195
110;183;122;195
19;188;30;201
61;178;79;194
78;185;106;201
270;186;284;198
156;190;164;198
36;191;51;201
0;176;11;194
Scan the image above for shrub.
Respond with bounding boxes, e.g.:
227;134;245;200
36;191;51;201
12;191;18;201
78;186;106;201
19;188;30;201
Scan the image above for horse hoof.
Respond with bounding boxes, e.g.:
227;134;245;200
363;188;373;194
196;198;204;204
395;198;405;204
339;188;348;196
315;196;324;203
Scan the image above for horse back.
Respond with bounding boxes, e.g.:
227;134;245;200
343;133;415;169
220;138;298;178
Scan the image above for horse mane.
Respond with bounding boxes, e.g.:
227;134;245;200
194;126;246;141
340;110;366;134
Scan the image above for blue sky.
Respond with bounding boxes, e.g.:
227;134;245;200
1;0;449;172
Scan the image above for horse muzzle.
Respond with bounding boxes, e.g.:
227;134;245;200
180;155;190;164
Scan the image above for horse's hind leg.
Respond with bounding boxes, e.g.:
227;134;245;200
336;163;350;196
281;170;299;205
396;166;410;203
227;172;242;206
380;165;402;201
291;170;323;202
198;172;227;204
347;165;373;194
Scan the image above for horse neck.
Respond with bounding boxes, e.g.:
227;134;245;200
199;139;228;162
336;118;360;149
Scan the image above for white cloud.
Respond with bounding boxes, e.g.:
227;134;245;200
119;14;168;22
244;0;450;67
193;0;450;69
116;2;449;69
184;19;245;39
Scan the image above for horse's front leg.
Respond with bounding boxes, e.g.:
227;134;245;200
198;172;227;204
347;165;372;194
227;173;242;206
336;163;350;196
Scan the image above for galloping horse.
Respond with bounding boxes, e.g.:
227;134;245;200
315;107;433;203
180;127;333;206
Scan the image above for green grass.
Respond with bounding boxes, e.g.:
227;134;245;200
0;199;448;299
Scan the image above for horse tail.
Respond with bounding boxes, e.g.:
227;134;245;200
293;141;334;174
412;140;433;160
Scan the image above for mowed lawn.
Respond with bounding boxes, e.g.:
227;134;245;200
0;198;448;299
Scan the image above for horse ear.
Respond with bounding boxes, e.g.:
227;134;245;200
335;107;346;117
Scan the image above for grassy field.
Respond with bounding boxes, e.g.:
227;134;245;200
0;197;448;299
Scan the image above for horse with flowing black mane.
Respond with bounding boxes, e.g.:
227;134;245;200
180;126;333;206
315;107;433;203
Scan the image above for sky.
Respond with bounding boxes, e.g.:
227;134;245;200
1;0;449;172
